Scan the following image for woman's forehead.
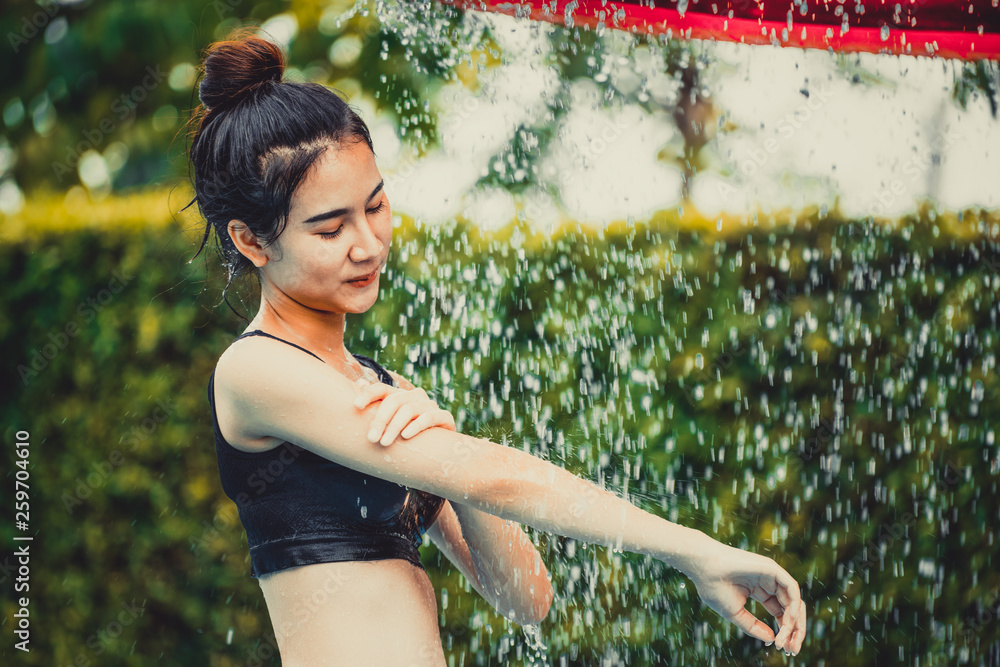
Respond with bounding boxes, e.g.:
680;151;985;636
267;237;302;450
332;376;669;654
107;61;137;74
291;144;381;221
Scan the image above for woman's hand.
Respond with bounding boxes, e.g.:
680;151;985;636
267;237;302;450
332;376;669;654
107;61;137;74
352;376;456;446
685;540;807;655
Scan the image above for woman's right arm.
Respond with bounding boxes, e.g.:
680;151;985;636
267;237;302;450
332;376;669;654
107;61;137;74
218;337;805;654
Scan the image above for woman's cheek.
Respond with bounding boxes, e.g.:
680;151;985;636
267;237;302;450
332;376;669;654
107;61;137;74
380;211;393;240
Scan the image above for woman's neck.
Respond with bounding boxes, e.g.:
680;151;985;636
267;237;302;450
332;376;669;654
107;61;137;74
246;302;352;367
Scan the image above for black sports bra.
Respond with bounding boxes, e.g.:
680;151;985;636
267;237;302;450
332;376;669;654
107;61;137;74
207;329;446;578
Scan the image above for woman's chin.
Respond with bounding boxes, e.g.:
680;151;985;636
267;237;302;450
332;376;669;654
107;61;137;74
344;293;380;313
305;295;378;315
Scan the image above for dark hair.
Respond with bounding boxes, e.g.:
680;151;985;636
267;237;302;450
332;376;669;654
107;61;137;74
183;27;375;322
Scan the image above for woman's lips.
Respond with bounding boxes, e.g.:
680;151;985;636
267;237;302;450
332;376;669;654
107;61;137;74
347;267;380;286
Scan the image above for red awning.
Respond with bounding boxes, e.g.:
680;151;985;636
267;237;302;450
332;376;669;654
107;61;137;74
440;0;1000;60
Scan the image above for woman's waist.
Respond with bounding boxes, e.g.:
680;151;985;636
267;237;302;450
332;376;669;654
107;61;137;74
257;558;445;665
258;555;432;600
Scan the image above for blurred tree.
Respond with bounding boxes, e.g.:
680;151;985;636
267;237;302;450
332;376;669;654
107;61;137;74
0;0;471;199
954;58;999;118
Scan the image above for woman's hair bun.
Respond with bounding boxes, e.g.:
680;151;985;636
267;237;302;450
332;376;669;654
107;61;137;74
198;31;285;111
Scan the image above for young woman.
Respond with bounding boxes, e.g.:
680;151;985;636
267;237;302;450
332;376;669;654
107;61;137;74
187;30;806;666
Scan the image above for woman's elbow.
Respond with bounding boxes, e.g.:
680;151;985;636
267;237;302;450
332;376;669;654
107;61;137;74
517;580;554;626
535;583;555;624
524;549;554;624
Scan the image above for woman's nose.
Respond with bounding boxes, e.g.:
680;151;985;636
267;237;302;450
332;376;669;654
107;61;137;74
349;219;383;262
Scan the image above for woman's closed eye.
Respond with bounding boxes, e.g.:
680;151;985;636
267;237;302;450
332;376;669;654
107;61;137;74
318;202;387;239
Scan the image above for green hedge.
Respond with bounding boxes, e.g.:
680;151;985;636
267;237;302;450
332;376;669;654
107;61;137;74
2;200;998;666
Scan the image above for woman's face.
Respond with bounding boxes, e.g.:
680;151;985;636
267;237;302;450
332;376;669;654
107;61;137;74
257;139;392;315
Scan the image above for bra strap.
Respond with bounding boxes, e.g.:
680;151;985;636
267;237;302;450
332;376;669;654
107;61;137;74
234;330;325;364
235;331;397;388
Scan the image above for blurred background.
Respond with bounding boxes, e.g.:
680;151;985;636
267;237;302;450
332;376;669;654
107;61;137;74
1;0;999;665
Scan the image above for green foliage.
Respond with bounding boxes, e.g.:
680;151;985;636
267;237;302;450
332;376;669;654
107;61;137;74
2;202;998;665
1;0;475;195
953;60;1000;119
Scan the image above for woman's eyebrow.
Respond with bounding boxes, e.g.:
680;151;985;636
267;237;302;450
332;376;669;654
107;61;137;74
301;179;384;224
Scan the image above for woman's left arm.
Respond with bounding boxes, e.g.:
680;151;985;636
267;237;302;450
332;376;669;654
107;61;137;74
428;499;554;626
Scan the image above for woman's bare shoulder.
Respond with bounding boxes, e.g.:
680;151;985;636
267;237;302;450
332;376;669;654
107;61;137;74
215;332;332;381
213;335;268;393
213;334;347;447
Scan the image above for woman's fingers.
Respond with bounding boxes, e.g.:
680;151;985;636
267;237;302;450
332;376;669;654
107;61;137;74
439;411;457;431
728;606;776;644
743;564;803;653
377;402;420;445
400;411;454;438
368;392;443;444
759;594;785;621
353;380;394;409
725;583;792;649
773;567;801;607
778;605;801;651
358;386;405;441
783;596;807;653
354;380;455;444
770;596;805;654
773;616;793;651
772;568;805;654
368;392;413;442
400;412;435;439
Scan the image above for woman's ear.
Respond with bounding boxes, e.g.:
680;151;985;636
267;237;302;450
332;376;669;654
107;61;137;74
228;220;269;268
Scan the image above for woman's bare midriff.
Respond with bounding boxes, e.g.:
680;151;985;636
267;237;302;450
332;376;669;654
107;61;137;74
257;558;447;666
